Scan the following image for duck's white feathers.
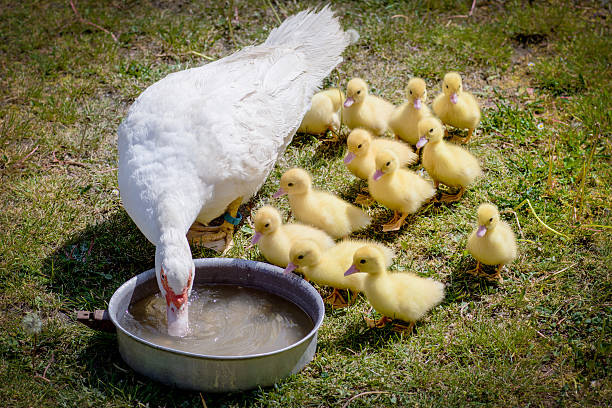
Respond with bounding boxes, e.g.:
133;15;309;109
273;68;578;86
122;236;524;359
118;7;351;249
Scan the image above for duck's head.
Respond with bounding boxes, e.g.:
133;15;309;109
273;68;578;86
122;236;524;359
344;78;368;107
476;203;500;237
372;149;399;181
406;77;427;110
442;72;462;104
283;239;321;274
344;245;386;276
416;116;444;149
275;168;311;197
250;205;281;246
345;128;372;163
155;233;194;337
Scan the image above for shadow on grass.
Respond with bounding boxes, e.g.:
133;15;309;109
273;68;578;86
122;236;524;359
40;210;266;405
77;331;263;406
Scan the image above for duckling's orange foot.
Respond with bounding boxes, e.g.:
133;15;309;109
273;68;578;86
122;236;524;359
466;261;483;276
321;128;341;143
382;212;408;232
355;193;375;206
364;315;392;329
187;222;234;253
325;288;348;308
391;321;415;333
439;187;465;203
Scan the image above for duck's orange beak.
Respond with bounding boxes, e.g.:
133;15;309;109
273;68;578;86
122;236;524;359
160;268;192;337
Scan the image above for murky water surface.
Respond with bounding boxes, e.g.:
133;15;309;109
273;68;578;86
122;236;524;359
120;284;313;356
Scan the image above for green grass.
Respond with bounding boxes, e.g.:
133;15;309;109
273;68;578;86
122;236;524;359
1;0;610;406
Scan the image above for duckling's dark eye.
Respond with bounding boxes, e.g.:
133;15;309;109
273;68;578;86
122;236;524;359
297;255;304;260
360;259;366;264
386;161;391;166
429;128;433;132
409;90;412;95
489;217;493;222
357;144;362;149
264;223;270;228
288;182;294;187
357;90;361;94
446;85;449;88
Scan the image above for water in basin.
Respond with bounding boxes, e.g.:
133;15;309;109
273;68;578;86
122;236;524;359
120;284;313;356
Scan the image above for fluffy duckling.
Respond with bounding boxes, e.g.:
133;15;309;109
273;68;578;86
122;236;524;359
298;88;345;136
466;203;518;282
284;239;394;307
274;168;371;238
417;117;482;202
345;245;445;332
344;128;417;180
250;206;335;268
342;78;395;135
389;77;433;145
432;72;481;143
368;149;436;231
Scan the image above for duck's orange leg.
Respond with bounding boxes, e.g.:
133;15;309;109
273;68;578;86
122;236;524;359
187;196;243;253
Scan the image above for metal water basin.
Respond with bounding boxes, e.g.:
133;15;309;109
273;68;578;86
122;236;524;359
107;258;324;392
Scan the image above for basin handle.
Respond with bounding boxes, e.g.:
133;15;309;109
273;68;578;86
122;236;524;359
76;310;116;333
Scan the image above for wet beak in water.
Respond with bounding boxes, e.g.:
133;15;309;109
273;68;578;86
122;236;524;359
161;268;192;337
167;302;189;337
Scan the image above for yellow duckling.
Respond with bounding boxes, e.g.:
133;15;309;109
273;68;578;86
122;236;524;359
466;203;518;282
342;78;395;135
250;205;335;268
298;88;345;136
344;128;417;180
417;117;482;202
432;72;481;143
284;238;394;307
274;168;371;238
389;77;433;145
345;245;445;332
368;149;436;231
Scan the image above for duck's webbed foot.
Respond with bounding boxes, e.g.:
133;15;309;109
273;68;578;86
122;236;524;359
363;315;392;329
187;196;243;253
391;321;415;333
382;211;408;232
325;288;349;308
440;186;465;203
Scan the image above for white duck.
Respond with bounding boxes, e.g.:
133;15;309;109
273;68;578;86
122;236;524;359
118;7;355;336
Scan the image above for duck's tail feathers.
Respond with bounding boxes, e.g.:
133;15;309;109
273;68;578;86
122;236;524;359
264;5;355;82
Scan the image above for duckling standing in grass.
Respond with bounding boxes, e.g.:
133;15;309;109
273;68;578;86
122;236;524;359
342;78;395;135
284;239;394;307
368;149;436;231
417;117;482;202
250;206;334;268
389;77;433;145
466;203;517;282
345;245;445;332
298;88;345;137
432;72;480;143
274;168;371;238
344;128;417;180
